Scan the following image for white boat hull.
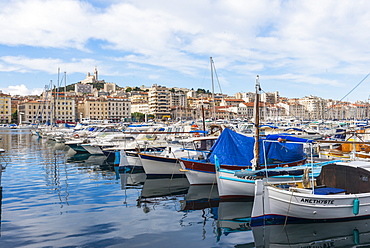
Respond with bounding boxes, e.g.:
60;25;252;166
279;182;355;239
252;179;370;225
216;168;306;199
126;153;143;167
179;160;215;185
139;153;184;176
216;169;256;199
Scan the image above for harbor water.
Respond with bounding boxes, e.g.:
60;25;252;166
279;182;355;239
0;130;369;247
0;130;253;247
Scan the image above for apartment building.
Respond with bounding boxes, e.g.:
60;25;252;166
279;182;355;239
104;83;116;93
0;92;12;123
277;102;307;120
170;91;187;108
261;91;279;104
18;97;76;124
75;83;93;94
131;102;150;114
299;95;327;120
80;96;131;122
106;96;131;122
148;84;170;119
130;91;149;103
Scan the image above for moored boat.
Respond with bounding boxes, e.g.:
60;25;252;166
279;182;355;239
179;128;307;185
215;159;330;199
139;137;214;177
251;160;370;226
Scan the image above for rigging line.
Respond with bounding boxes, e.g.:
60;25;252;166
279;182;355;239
339;72;370;102
325;72;370;113
211;60;223;95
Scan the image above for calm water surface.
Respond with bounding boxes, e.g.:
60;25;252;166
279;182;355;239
0;130;253;247
0;130;369;248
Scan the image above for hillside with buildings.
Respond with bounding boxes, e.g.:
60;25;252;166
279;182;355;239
1;67;369;124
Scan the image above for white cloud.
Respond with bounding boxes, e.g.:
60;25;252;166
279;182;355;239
0;0;95;49
0;84;43;96
0;56;100;74
1;0;370;99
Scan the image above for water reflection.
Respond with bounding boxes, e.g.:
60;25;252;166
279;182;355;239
4;129;370;247
252;219;370;247
119;167;146;188
43;143;70;210
217;199;253;237
0;189;2;236
85;155;107;166
138;177;190;213
180;184;219;211
53;142;69;151
66;153;91;163
139;177;189;199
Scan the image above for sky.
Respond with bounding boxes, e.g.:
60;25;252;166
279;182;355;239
1;0;370;102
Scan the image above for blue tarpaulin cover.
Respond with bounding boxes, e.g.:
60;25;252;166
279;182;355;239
208;128;305;166
313;187;346;195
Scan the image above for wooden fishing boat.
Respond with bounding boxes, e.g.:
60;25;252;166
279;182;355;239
251;160;370;226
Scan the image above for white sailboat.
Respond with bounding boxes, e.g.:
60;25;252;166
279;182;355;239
214;76;315;199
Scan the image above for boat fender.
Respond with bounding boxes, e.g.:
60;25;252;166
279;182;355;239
353;198;360;215
114;150;120;167
353;228;360;245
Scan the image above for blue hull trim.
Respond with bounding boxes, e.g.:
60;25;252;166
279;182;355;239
140;154;178;163
251;214;370;227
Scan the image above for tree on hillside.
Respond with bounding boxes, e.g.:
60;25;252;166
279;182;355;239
196;88;206;94
131;112;144;121
133;87;143;91
89;82;104;90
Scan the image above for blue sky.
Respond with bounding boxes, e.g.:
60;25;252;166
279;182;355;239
1;0;370;102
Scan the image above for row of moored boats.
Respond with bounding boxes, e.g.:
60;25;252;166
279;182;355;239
30;119;370;225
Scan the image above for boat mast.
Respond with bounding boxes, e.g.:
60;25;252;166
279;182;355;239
64;71;67;124
252;75;261;171
201;104;206;134
53;82;56;126
210;57;216;122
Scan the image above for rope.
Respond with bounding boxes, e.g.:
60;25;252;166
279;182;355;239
283;190;295;228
